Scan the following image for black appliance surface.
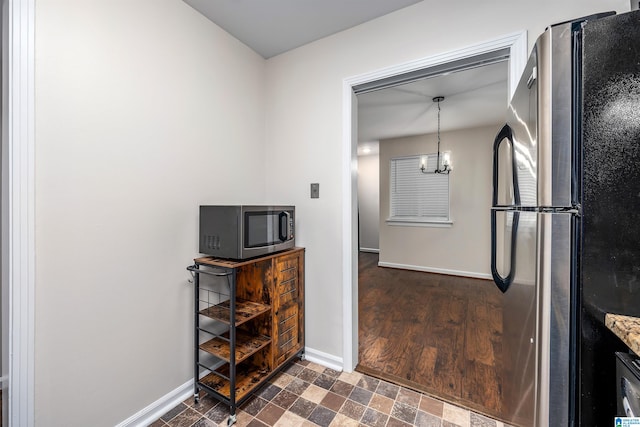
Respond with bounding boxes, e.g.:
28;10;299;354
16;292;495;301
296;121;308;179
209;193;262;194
616;352;640;417
580;10;640;426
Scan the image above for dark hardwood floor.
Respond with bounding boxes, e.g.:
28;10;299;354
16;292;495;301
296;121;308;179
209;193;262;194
357;252;506;421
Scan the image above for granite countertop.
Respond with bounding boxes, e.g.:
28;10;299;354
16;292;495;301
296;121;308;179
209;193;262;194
605;313;640;355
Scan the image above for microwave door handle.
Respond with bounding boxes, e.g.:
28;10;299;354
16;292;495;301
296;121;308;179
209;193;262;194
278;211;290;241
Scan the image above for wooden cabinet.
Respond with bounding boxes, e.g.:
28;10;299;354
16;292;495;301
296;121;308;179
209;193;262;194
188;248;305;425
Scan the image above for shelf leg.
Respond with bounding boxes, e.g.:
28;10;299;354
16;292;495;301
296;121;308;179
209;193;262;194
193;265;201;404
227;414;237;426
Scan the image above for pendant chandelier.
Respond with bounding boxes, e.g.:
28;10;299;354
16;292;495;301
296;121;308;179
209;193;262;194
420;96;451;174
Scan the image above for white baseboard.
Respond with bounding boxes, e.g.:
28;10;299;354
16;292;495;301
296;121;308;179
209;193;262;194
116;378;194;427
117;349;342;426
304;347;344;372
377;261;492;280
359;248;379;253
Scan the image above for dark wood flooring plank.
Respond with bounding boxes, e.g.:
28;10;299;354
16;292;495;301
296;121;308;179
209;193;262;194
357;252;505;421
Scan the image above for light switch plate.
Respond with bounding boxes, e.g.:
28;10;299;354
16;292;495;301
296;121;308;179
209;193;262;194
310;183;319;199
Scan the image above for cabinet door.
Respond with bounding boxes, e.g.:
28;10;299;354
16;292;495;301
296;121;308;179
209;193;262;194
273;252;304;365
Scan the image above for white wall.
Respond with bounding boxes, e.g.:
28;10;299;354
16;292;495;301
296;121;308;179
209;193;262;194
28;0;632;423
378;125;499;277
34;0;266;425
264;0;628;360
357;152;379;252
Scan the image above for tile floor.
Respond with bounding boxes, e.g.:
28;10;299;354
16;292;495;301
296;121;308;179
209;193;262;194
150;360;508;427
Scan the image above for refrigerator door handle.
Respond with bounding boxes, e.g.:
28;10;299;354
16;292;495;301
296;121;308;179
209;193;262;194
490;209;520;293
492;123;521;206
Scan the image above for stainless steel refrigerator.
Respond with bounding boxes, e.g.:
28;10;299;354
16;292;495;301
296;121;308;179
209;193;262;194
491;10;640;427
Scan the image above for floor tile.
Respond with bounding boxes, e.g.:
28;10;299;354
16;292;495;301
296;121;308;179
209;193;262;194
272;390;299;410
307;363;326;373
368;394;393;415
329;380;354;398
322;368;341;379
205;404;230;424
339;399;366;421
243;397;269;416
313;373;336;390
256;403;286;425
192;418;217;427
470;412;498;427
416;410;443;427
300;384;328;404
443;403;470;427
396;388;421;408
320;391;346;412
161;403;187;422
284;363;304;377
166;407;202;427
387;417;413;427
375;381;399;400
149;360;504;427
357;375;380;392
298;368;320;383
285;378;310;395
391;401;418;424
329;413;359;427
360;407;388;427
337;370;363;386
190;395;219;415
348;386;373;406
273;410;306;427
307;405;337;427
232;410;254;426
289;397;317;419
271;373;295;389
258;384;283;401
420;395;444;417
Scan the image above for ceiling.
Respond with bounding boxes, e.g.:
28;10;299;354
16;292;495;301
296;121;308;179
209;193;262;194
357;60;509;147
183;0;423;59
183;0;508;154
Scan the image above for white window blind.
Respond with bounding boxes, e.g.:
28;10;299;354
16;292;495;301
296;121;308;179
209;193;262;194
390;154;450;223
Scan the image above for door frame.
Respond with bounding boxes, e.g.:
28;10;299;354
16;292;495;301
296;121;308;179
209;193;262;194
2;0;36;425
341;31;528;371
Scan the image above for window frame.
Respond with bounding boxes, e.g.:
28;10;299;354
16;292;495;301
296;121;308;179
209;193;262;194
387;154;453;227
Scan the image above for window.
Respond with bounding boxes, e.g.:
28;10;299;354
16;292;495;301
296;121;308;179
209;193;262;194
388;154;451;225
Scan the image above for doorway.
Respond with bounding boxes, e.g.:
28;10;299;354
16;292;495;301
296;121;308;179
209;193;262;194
341;32;527;420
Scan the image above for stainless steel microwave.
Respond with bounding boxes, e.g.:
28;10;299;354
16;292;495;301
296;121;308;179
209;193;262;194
199;205;295;259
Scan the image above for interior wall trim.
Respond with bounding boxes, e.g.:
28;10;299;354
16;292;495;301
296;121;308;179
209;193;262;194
342;30;528;373
115;379;194;427
3;0;36;425
116;349;341;426
377;261;492;280
304;347;344;372
358;248;380;254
